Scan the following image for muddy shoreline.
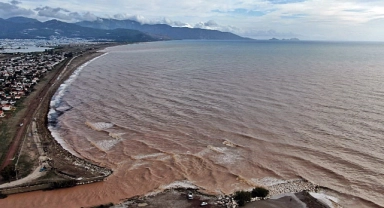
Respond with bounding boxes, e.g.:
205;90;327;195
113;180;338;208
0;43;118;195
1;43;344;208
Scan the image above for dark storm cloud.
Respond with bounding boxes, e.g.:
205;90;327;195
10;0;21;5
0;2;34;18
35;6;97;21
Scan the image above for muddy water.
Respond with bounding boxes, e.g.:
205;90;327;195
2;41;384;208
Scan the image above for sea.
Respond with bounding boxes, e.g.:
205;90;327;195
3;40;384;208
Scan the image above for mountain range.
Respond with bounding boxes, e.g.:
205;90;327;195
76;18;247;40
0;17;248;42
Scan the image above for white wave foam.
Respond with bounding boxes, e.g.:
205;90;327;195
128;161;149;170
49;53;108;110
56;105;72;112
48;53;108;155
161;180;198;190
207;145;240;164
85;121;114;131
48;126;81;157
109;132;125;140
95;139;121;151
207;145;227;153
132;153;167;160
223;140;237;147
47;108;56;121
144;180;199;196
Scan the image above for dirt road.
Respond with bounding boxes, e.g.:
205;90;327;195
0;58;71;170
0;167;45;188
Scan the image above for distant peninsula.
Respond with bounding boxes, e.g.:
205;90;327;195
269;37;300;41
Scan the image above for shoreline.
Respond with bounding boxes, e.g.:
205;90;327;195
114;179;340;208
0;43;119;195
1;42;345;208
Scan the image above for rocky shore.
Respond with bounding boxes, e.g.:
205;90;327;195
267;179;318;196
113;179;340;208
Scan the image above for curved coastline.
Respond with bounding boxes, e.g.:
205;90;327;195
42;44;344;208
0;42;353;208
0;43;116;197
40;44;345;208
48;52;109;157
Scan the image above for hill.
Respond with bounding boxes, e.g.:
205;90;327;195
77;18;248;40
0;17;157;42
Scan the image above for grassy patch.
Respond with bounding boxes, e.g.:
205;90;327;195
0;122;11;163
11;99;26;116
16;154;34;178
91;202;114;208
37;170;63;181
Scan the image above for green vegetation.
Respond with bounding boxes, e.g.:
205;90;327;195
92;203;114;208
0;122;10;162
0;193;7;199
233;187;270;206
46;180;77;190
11;101;25;117
234;190;251;207
251;187;269;198
0;164;18;182
16;154;34;178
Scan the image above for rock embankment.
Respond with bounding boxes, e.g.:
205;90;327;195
267;179;318;196
72;158;112;177
113;179;328;208
46;136;113;179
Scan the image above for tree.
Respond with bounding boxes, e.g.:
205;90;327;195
251;187;269;198
234;191;251;206
0;193;7;199
0;164;17;181
64;52;73;58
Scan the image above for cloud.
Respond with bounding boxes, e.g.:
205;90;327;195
194;20;238;33
267;0;306;4
1;0;384;40
112;13;191;27
10;0;21;5
213;8;268;17
194;20;219;29
113;14;147;23
34;6;97;22
0;1;34;18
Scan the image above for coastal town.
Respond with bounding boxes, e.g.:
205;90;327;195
0;50;66;118
0;42;115;204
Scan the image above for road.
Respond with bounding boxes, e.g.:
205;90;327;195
31;121;44;156
0;167;45;188
0;58;71;170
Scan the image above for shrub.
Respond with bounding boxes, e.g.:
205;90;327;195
47;180;77;190
251;187;269;198
234;190;251;206
0;193;7;199
0;164;17;182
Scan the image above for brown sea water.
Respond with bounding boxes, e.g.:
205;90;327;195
2;40;384;208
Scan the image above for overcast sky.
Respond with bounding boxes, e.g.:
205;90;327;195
1;0;384;41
